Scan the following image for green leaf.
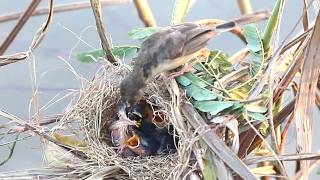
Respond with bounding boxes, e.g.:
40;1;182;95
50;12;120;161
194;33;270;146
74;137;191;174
112;46;139;59
76;46;139;63
248;112;267;121
193;101;234;115
176;75;191;86
198;73;215;84
171;0;196;24
263;0;282;49
245;104;268;113
76;49;104;63
248;52;263;75
244;25;263;53
128;27;161;40
244;25;264;76
184;72;207;88
228;103;244;112
193;62;204;71
185;84;217;101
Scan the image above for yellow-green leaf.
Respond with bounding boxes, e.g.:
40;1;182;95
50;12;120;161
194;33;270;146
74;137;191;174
53;133;86;148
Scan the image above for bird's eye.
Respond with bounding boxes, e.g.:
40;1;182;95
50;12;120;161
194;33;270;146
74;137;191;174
132;110;143;119
127;112;136;120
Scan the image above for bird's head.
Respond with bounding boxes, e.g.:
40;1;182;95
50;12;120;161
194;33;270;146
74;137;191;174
119;74;145;111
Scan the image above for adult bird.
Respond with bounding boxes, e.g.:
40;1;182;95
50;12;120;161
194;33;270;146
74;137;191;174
119;10;270;114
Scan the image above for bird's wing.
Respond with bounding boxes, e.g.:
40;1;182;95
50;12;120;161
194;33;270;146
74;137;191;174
163;23;217;58
135;23;216;73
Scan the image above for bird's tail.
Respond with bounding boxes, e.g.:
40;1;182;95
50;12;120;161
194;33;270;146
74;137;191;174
215;10;271;32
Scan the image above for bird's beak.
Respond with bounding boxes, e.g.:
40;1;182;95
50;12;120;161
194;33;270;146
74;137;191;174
125;134;147;156
152;111;166;128
125;134;140;148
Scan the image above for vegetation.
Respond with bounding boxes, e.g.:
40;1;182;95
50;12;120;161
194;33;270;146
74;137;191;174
0;0;319;179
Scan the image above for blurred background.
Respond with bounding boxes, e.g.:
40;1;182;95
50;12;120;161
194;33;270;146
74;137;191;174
0;0;318;177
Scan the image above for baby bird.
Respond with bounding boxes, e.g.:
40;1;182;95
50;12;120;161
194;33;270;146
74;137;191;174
113;100;176;156
120;10;270;109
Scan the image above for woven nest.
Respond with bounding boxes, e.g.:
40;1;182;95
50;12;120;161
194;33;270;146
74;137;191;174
46;62;199;179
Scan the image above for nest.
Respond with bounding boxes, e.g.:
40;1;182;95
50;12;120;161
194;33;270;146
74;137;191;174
47;62;199;179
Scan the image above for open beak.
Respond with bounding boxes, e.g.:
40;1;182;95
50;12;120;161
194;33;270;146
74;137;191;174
126;134;140;148
152;111;166;128
124;134;146;156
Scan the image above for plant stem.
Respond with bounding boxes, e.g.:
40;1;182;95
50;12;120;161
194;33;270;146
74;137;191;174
262;0;282;50
0;0;41;55
0;0;129;23
236;0;253;15
133;0;157;27
90;0;117;64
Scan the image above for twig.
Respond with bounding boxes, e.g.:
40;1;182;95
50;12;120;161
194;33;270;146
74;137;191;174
280;27;312;55
238;99;295;158
303;0;310;31
181;102;257;180
0;168;79;179
0;0;130;23
133;0;157;27
244;153;320;165
279;113;294;154
0;133;20;166
6;115;62;134
293;10;320;178
236;0;253;15
292;159;320;180
0;0;41;55
0;52;28;66
0;0;55;67
90;0;117;64
0;110;88;160
316;91;320;109
273;35;310;102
